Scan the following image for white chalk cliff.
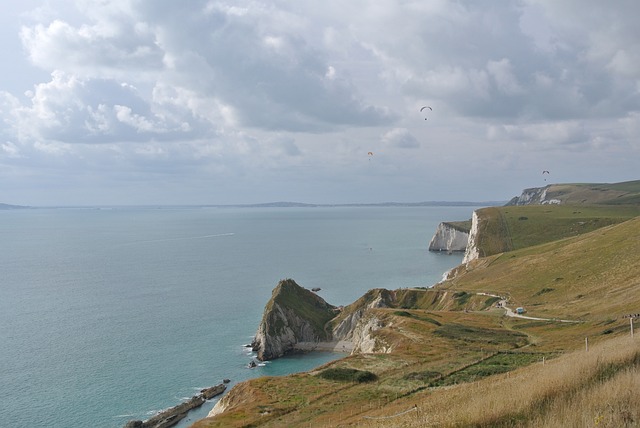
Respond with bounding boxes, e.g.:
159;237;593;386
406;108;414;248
462;211;481;264
507;186;561;205
428;222;469;252
251;281;395;362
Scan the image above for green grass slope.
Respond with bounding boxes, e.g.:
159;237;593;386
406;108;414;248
529;180;640;205
471;204;640;257
445;216;640;323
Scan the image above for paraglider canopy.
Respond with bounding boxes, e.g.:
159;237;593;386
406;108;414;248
420;106;432;120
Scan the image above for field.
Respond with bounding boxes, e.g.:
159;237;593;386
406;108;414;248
470;204;640;257
362;335;640;427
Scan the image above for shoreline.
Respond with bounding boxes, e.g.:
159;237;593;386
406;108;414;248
293;340;354;353
125;384;226;428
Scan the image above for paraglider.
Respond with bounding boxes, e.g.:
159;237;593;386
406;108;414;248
367;151;374;162
420;106;432;120
542;170;550;181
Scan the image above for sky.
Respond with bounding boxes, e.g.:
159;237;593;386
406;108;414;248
1;0;639;206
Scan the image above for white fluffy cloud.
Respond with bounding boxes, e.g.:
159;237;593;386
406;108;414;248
0;0;639;205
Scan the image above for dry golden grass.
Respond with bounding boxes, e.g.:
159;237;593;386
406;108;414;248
361;334;640;428
441;217;640;322
529;368;640;428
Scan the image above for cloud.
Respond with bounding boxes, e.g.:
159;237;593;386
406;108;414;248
381;128;419;149
1;0;640;205
7;71;204;144
16;0;396;136
487;120;597;152
12;0;640;134
20;18;163;80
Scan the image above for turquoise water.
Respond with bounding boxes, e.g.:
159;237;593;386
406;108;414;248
0;206;477;427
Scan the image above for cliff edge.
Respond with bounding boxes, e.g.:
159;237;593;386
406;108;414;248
428;221;470;252
507;180;640;206
251;280;402;361
251;279;338;360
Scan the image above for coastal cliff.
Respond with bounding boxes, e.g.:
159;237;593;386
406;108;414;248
251;281;398;361
462;211;481;264
251;279;338;360
428;221;470;252
329;288;395;354
507;186;560;205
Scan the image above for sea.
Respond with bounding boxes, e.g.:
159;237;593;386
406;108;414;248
0;205;480;427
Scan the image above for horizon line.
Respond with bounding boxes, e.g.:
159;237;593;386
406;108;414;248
1;200;506;209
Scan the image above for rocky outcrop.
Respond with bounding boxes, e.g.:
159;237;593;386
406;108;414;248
330;288;394;354
349;314;390;354
428;222;470;252
251;281;397;361
126;384;226;428
252;279;338;360
207;381;259;418
507;186;561;205
462;211;481;264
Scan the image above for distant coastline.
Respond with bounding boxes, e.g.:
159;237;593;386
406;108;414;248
0;203;30;210
0;201;504;210
215;201;504;208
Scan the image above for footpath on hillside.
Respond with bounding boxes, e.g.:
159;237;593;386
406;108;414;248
476;292;582;323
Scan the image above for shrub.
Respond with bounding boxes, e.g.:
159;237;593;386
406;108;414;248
404;371;442;383
318;368;377;383
394;311;413;317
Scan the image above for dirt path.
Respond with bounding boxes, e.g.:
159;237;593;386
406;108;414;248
476;292;582;323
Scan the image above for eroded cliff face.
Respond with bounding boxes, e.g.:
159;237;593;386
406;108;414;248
252;279;337;360
330;289;394;354
462;210;481;264
507;186;561;205
428;222;469;252
251;281;397;361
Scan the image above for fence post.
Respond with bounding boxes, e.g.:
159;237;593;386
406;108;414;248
585;337;588;352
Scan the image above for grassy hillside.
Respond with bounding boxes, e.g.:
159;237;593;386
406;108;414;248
444;216;640;322
194;197;640;427
513;180;640;205
471;204;640;257
349;335;640;427
443;219;472;233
